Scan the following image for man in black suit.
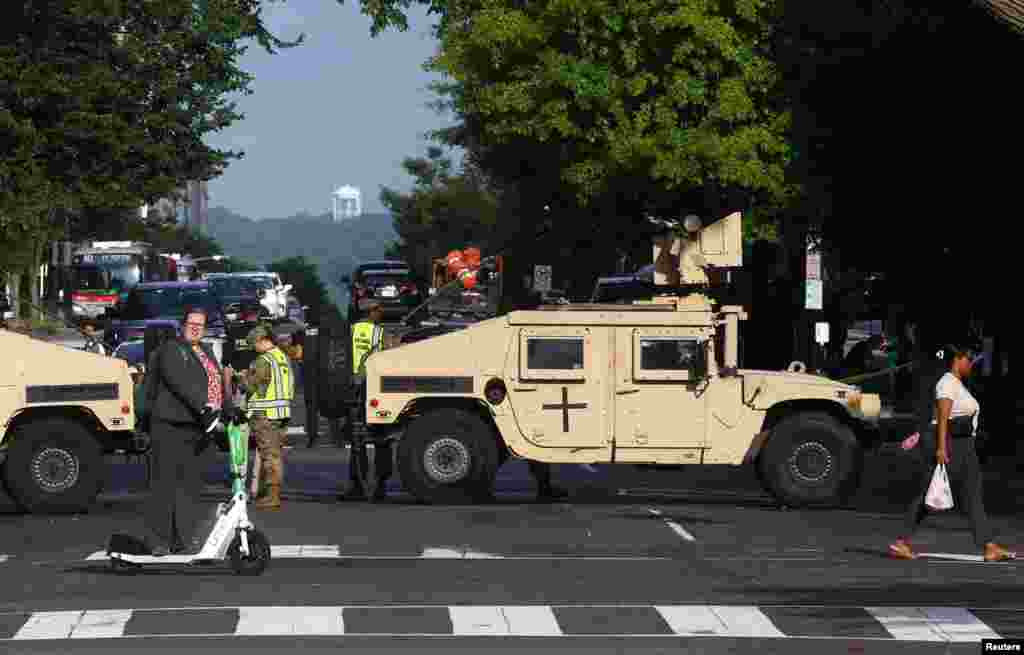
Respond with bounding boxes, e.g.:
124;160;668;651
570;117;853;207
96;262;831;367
141;306;232;556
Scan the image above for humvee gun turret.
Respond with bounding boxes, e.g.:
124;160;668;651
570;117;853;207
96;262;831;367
1;328;137;513
363;213;882;507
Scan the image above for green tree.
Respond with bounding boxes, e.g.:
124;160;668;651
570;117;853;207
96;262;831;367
268;255;331;322
0;0;302;239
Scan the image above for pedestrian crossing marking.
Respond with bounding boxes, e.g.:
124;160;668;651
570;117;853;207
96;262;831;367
235;606;345;635
921;607;1001;642
2;605;1015;641
83;545;670;561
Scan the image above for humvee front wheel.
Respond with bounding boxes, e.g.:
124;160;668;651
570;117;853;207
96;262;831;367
758;412;863;508
2;418;104;513
397;408;499;504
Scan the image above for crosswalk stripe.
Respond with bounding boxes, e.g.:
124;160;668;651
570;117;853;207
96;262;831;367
13;611;83;640
865;607;950;641
449;606;508;635
655;606;727;635
922;607;1002;642
71;610;132;639
235;606;345;635
502;606;563;636
710;606;786;638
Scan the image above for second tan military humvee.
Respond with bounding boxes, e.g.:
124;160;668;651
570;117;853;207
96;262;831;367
363;213;882;507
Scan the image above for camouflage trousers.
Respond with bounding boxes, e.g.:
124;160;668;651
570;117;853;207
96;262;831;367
250;415;286;484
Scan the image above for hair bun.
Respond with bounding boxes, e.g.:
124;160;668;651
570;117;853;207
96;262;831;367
936;349;944;360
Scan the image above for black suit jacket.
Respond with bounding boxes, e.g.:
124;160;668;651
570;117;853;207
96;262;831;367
148;338;232;425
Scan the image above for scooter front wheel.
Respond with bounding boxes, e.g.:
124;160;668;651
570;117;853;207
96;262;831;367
228;529;271;576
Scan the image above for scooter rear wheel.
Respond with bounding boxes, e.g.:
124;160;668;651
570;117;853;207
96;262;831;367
228;529;271;576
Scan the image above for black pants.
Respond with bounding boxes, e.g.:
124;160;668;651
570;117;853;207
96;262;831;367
341;383;392;487
349;439;393;487
143;420;212;549
528;460;553;491
903;428;991;547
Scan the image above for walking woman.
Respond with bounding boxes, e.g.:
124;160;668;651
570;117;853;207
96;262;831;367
142;306;232;556
889;343;1015;561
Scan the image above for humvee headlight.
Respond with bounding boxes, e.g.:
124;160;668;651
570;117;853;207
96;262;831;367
484;378;507;405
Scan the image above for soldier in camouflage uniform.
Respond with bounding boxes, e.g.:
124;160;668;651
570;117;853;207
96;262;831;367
226;323;295;511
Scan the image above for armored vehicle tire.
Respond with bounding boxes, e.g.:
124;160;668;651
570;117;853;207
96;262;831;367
397;408;499;504
3;418;104;513
758;412;863;508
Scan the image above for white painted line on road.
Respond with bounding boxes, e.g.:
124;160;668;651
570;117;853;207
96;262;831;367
0;554;8;563
865;607;945;642
918;552;984;562
449;606;509;635
710;606;786;638
921;607;1001;642
84;545;670;561
71;610;132;639
656;606;727;635
236;606;345;636
13;610;83;640
422;547;464;558
648;508;696;542
501;606;563;636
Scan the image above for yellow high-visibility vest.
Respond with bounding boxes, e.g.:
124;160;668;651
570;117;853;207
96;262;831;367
246;347;295;420
352;321;384;376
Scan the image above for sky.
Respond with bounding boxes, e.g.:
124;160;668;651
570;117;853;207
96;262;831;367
205;1;456;220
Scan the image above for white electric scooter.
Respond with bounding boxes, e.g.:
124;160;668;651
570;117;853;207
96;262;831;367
106;411;272;575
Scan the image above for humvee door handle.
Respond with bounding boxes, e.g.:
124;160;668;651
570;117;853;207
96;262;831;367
616;389;638;395
513;386;538;392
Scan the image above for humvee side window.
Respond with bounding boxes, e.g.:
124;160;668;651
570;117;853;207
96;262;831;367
527;338;584;370
640;338;700;371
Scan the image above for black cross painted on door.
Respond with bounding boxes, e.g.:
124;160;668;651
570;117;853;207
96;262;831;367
542;386;588;433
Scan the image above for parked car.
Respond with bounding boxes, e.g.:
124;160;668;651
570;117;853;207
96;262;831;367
102;281;228;362
343;259;422;321
206;272;291;321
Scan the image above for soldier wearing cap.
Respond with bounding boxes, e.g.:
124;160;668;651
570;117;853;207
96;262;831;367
225;323;295;511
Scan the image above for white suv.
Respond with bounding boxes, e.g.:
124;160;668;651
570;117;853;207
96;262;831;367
207;272;292;320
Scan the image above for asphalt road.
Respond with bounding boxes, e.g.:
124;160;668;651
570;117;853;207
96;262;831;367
3;437;1024;654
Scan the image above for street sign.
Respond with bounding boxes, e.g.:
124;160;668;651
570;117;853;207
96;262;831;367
805;279;823;310
533;265;552;293
806;252;821;281
815;321;830;345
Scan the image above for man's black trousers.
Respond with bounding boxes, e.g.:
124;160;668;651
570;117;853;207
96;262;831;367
143;419;212;550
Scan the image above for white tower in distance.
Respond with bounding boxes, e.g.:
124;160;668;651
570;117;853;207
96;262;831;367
332;185;362;222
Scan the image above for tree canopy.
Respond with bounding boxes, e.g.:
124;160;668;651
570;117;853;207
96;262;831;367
0;0;302;239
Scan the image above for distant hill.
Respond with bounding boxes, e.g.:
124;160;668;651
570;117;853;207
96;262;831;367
205;207;398;307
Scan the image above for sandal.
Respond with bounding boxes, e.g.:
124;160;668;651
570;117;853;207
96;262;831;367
889;540;917;560
984;543;1017;562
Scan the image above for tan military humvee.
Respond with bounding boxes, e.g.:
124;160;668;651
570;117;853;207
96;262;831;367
0;328;137;513
363;213;882;507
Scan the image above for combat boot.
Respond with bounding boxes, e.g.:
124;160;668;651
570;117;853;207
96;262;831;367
253;484;281;511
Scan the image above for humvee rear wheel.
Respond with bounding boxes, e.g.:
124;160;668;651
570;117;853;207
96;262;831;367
758;412;862;508
397;408;498;504
3;418;104;513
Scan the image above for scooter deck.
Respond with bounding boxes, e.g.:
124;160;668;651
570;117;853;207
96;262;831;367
106;533;223;564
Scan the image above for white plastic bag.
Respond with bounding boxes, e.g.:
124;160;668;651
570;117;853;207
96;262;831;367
925;464;954;511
